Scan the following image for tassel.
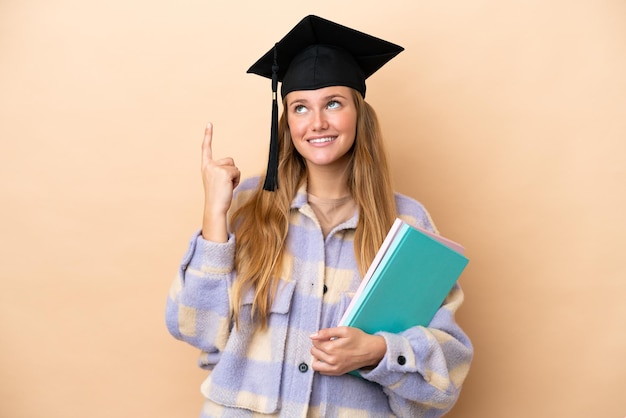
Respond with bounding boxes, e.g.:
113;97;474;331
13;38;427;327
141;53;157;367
263;44;280;191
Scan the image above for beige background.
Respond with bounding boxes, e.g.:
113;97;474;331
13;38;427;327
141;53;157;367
1;0;625;417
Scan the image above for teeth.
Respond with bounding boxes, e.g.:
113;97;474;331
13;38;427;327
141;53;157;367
308;137;335;144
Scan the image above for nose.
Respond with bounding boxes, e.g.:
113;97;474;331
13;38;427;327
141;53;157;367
311;110;329;131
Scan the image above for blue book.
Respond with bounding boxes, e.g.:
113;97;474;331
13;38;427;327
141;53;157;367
339;218;469;335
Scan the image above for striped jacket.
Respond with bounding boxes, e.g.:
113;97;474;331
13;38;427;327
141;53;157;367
166;177;473;417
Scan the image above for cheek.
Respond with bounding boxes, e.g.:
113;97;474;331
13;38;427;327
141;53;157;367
286;122;304;152
286;116;305;138
338;113;357;139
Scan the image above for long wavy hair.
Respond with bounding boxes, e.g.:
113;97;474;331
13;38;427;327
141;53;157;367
230;89;397;328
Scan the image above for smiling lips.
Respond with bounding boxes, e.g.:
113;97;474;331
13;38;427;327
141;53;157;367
307;136;336;144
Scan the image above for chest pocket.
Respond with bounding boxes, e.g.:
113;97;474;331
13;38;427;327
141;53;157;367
201;279;296;414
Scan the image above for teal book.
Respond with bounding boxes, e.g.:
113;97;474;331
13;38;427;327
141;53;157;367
339;218;469;335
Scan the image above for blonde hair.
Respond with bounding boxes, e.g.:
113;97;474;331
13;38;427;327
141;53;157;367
230;89;397;328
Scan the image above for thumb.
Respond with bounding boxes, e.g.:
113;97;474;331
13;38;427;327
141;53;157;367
310;327;342;341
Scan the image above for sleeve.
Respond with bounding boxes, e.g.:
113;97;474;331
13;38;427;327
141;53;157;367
165;176;259;365
164;231;236;366
359;284;473;416
360;193;473;415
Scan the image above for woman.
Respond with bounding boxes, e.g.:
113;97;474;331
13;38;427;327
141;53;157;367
166;15;473;417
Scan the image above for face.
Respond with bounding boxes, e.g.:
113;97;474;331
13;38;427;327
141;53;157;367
285;86;357;171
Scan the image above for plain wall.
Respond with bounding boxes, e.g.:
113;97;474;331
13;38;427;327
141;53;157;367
1;0;625;417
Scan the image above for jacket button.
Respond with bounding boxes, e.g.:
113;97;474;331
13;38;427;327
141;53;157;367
323;284;328;294
298;362;309;373
397;355;406;366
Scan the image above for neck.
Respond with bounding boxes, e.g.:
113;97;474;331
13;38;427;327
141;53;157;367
306;163;350;199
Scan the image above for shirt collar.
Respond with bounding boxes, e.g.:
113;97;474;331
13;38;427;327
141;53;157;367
290;181;359;230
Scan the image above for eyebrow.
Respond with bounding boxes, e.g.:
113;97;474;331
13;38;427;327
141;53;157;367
288;94;348;107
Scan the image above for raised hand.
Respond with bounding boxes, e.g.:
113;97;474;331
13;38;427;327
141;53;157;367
201;123;240;242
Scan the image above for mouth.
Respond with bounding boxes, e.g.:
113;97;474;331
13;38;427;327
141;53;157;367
307;136;336;144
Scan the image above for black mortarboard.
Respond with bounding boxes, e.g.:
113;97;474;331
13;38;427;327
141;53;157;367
247;15;404;191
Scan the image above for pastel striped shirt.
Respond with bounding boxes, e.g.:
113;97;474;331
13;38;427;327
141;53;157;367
166;177;473;417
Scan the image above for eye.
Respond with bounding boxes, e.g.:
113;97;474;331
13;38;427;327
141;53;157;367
327;100;341;109
294;104;307;114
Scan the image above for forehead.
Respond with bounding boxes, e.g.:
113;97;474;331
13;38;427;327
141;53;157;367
285;86;354;103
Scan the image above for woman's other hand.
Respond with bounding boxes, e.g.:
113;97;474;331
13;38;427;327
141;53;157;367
310;327;387;376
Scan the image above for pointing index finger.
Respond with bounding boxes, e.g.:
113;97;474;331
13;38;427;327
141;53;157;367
202;122;213;163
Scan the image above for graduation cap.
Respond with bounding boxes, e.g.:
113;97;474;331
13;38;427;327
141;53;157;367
247;15;404;191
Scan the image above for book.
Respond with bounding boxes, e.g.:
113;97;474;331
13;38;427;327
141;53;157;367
338;218;469;335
